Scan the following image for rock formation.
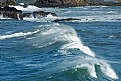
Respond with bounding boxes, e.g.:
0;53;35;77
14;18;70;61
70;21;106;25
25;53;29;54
33;0;88;7
0;5;57;20
0;6;23;20
23;11;57;18
33;0;121;7
33;11;57;18
0;0;16;7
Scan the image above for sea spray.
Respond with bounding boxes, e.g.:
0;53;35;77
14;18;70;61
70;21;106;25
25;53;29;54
61;33;95;57
99;61;118;79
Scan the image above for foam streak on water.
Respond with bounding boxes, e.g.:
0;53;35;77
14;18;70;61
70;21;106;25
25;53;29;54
0;30;39;40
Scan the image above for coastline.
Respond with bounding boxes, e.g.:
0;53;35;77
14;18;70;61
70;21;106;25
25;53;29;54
31;1;121;8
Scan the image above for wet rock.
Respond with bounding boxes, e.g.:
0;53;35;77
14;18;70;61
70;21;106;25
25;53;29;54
33;11;57;18
23;11;57;18
0;6;23;20
23;13;33;18
53;18;80;22
5;0;16;5
0;0;16;7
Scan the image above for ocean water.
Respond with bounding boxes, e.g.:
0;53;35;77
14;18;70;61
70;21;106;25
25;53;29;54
0;6;121;81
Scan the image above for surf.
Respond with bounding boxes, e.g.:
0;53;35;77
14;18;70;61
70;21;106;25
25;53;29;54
21;23;117;79
0;21;118;80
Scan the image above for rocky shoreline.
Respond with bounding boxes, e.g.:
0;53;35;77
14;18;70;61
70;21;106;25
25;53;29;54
0;6;58;20
0;0;121;20
0;6;23;20
32;0;121;7
32;0;88;7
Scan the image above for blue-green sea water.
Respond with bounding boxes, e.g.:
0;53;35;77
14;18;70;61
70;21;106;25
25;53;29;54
0;6;121;81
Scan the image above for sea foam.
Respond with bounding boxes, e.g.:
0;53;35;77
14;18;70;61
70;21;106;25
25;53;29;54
0;30;39;40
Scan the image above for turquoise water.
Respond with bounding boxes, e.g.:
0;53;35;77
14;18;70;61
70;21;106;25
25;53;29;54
0;6;121;81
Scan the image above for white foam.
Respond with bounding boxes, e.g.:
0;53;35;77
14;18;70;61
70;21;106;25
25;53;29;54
75;57;118;79
41;27;60;35
99;61;119;79
23;17;39;22
23;14;57;22
77;63;97;78
0;14;11;19
61;33;95;57
0;14;3;19
0;30;39;40
13;5;41;11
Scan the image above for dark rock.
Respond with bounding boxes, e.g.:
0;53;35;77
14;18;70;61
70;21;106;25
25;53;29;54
0;6;23;20
5;0;16;5
33;0;88;7
32;0;121;7
0;6;18;11
88;2;121;6
23;11;57;18
0;0;16;7
53;18;80;22
112;18;121;20
33;11;57;18
23;13;33;17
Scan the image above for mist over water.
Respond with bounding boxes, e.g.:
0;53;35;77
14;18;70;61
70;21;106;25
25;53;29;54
0;5;121;81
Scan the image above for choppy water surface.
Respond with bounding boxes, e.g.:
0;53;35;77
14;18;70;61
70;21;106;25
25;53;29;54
0;6;121;81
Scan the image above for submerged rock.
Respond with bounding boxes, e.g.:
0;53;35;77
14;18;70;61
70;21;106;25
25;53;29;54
53;18;80;22
0;6;23;20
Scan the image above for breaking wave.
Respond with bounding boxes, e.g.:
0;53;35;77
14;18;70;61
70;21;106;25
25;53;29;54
1;23;118;80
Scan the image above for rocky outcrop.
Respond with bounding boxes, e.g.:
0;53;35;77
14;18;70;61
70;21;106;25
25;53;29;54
33;11;57;18
0;0;20;20
0;6;57;20
33;0;88;7
0;6;23;20
23;11;57;18
33;0;121;7
5;0;16;5
0;0;16;7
